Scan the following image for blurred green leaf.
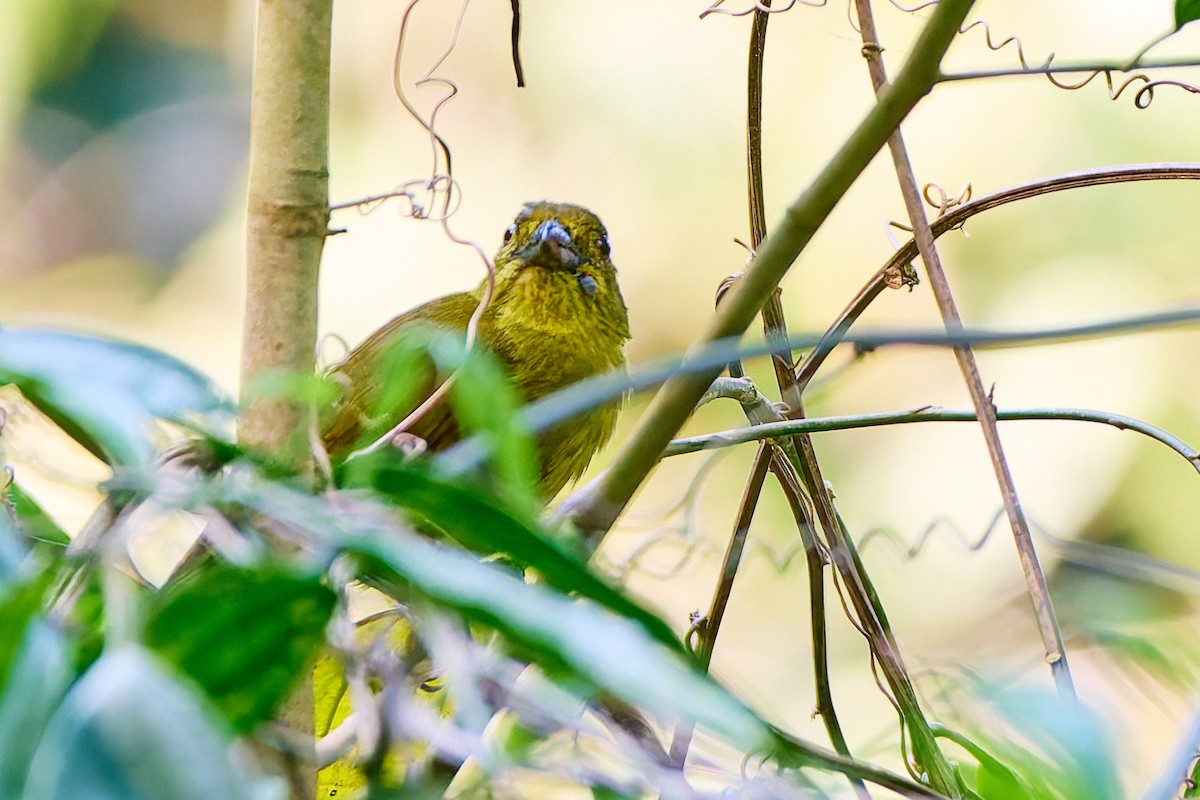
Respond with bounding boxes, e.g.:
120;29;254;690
0;327;229;467
592;787;639;800
1177;0;1200;29
232;477;770;752
371;332;435;425
353;328;539;513
429;333;539;515
0;501;24;582
22;646;284;800
323;330;432;458
955;687;1120;800
0;568;56;691
20;0;119;91
356;534;767;750
0;621;75;796
1054;571;1200;689
1186;756;1200;797
143;562;335;733
68;568;107;674
1087;628;1188;689
243;368;342;413
934;725;1034;800
344;459;679;653
5;480;71;553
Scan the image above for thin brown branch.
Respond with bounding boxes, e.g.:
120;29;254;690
780;405;963;792
673;378;864;786
800;164;1200;389
662;406;1200;474
669;443;772;766
793;265;915;392
881;163;1200;278
509;0;525;87
700;0;828;18
559;0;978;542
745;0;804;412
768;454;865;790
854;0;1075;700
741;7;867;789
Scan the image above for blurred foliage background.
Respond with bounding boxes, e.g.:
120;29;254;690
4;0;1200;790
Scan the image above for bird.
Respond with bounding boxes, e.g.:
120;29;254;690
322;201;630;499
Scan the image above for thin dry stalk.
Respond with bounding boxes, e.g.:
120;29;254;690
852;0;1075;699
738;5;869;792
561;0;978;542
668;443;772;766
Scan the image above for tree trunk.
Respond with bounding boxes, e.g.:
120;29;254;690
242;1;333;797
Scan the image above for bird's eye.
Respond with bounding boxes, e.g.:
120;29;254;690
578;274;599;296
503;224;517;244
597;234;610;257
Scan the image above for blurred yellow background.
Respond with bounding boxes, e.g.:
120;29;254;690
3;0;1200;790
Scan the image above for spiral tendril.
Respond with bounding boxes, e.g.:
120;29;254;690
957;16;1200;109
699;0;827;20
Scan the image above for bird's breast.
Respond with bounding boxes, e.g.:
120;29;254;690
482;276;624;402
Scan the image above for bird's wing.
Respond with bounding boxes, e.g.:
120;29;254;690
321;292;480;459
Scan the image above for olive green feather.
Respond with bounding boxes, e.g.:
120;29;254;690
322;202;630;500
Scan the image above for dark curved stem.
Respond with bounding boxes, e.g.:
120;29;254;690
795;273;890;392
668;444;772;766
883;164;1200;279
663;405;1200;473
855;0;1074;703
747;5;769;249
560;0;979;541
797;163;1200;388
746;1;804;412
769;456;864;783
743;9;863;788
509;0;525;87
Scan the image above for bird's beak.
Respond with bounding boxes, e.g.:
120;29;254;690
515;219;582;271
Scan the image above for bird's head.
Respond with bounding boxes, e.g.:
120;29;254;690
491;201;629;342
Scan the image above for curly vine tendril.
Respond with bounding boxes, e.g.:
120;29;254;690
699;0;827;20
959;17;1200;109
700;1;1200;108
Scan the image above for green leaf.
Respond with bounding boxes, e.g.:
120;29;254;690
5;480;71;552
370;330;435;425
1177;0;1200;29
1187;755;1200;798
0;621;75;797
358;534;766;749
344;460;680;653
356;328;540;513
233;478;771;752
67;568;107;674
0;500;24;583
949;686;1120;800
592;788;640;800
0;568;57;691
143;562;335;732
0;327;229;467
22;0;120;90
243;368;343;412
934;725;1034;800
428;334;539;514
22;646;284;800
